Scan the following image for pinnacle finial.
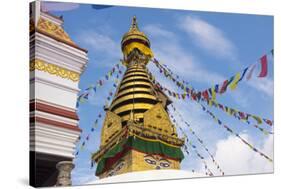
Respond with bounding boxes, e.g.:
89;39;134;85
130;16;139;31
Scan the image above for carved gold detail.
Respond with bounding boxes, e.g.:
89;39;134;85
36;17;75;45
30;59;80;82
101;111;122;147
144;103;176;136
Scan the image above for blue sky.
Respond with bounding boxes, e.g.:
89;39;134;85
47;2;273;185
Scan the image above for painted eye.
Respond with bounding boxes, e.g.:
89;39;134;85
160;162;170;168
145;159;156;165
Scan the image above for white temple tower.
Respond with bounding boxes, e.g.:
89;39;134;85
29;1;88;187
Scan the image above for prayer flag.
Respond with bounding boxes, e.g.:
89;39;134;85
258;55;268;77
247;64;256;80
252;115;262;124
211;87;216;101
219;80;228;94
214;84;219;93
202;90;209;100
238;67;249;83
229;73;241;90
263;119;273;126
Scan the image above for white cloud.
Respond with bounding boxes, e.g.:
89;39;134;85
179;16;237;60
143;24;176;39
144;24;225;87
203;133;273;175
247;77;274;97
77;31;121;60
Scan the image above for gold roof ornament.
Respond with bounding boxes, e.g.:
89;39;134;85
121;16;153;59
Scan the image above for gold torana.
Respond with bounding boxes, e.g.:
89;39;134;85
92;16;184;178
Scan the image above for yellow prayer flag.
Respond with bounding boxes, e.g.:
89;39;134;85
208;99;213;107
211;86;216;101
252;115;262;124
229;73;241;90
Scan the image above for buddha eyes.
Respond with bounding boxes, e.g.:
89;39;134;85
145;159;170;168
145;159;156;165
160;162;170;168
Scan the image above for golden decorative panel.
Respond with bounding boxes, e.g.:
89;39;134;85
100;111;122;147
36;17;75;45
30;59;80;82
143;103;176;136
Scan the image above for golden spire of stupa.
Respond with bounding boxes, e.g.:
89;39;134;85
92;16;184;179
121;16;153;62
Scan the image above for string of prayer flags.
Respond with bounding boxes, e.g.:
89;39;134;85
176;126;190;156
202;98;274;128
176;122;214;176
74;77;121;158
153;63;274;128
170;110;215;176
74;110;104;158
151;58;195;91
152;50;273;105
169;105;224;176
149;68;274;129
199;103;273;163
205;100;273;135
76;61;124;108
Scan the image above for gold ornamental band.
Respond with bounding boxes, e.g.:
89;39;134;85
30;59;80;82
110;93;157;109
115;88;152;98
113;103;154;115
119;81;152;90
123;72;148;79
121;76;150;84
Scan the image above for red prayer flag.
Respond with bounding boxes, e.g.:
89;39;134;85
238;112;246;119
202;90;209;100
264;119;273;126
219;80;228;94
258;55;268;77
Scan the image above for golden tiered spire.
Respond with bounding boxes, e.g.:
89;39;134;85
129;16;139;31
92;16;184;179
121;16;153;62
